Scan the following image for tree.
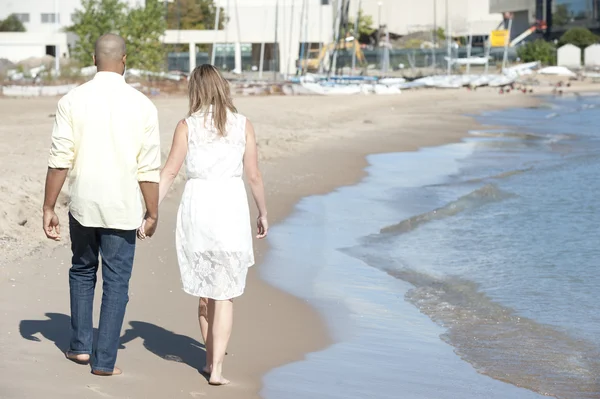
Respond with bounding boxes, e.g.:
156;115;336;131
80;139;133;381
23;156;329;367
167;0;225;30
0;14;26;32
346;10;375;43
553;4;570;27
434;27;446;43
517;39;556;65
121;0;166;72
67;0;168;71
558;27;599;49
67;0;128;65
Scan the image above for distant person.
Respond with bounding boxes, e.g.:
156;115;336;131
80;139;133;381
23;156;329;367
138;64;268;385
42;33;161;376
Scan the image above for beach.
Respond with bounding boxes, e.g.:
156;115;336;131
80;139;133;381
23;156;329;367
0;84;594;398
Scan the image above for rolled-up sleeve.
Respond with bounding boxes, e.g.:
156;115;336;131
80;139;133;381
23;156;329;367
137;104;161;183
48;95;74;169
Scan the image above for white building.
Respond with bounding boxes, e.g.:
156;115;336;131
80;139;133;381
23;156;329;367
0;0;141;63
349;0;502;37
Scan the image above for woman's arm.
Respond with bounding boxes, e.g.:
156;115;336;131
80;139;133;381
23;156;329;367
158;119;188;206
139;120;188;239
243;119;268;238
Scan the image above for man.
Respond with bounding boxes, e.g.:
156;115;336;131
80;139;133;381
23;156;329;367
42;33;160;376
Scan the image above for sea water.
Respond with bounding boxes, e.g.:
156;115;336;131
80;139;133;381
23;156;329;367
260;95;600;399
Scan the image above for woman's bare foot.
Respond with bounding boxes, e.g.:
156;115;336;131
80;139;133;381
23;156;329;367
208;375;230;386
208;363;229;385
65;351;90;365
91;367;122;376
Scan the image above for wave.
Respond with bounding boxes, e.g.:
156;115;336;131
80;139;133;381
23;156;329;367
341;239;600;398
469;130;574;143
390;267;600;399
379;184;513;236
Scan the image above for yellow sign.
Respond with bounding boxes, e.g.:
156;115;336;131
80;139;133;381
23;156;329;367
490;30;509;47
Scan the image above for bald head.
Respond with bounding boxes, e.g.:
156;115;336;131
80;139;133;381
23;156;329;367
94;34;126;73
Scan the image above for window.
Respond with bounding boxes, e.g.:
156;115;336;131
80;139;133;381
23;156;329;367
41;13;60;24
14;13;30;23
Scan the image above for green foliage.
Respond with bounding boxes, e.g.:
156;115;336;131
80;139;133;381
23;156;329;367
347;10;375;42
68;0;222;71
0;14;26;32
404;39;425;49
121;0;166;72
435;27;445;42
167;0;226;30
558;27;599;49
517;39;556;66
67;0;128;66
553;4;570;27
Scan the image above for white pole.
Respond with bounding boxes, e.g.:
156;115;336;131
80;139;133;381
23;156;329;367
467;27;472;74
189;42;197;72
502;18;513;71
210;4;221;66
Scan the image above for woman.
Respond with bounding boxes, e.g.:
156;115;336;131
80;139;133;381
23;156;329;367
139;64;268;386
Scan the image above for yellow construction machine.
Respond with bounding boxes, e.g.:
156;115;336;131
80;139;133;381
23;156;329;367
298;39;366;73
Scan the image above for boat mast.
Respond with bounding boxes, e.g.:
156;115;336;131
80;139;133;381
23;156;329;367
210;3;221;66
286;0;295;78
446;0;451;75
273;0;279;81
298;0;307;75
351;0;361;75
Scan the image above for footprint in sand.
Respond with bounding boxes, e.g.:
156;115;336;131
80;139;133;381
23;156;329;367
86;384;112;397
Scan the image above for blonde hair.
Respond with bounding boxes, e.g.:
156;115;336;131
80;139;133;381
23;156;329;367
188;64;237;136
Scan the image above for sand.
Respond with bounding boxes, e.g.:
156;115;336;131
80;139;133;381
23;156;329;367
0;82;596;398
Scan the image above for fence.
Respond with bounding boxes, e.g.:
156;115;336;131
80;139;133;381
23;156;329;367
167;46;519;74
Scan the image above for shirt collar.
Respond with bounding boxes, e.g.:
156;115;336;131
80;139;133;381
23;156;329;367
93;71;126;83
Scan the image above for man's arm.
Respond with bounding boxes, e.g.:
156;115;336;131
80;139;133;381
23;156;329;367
137;105;161;237
43;96;74;240
139;182;159;220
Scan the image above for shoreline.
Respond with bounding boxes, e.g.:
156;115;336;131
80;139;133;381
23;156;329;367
0;86;593;398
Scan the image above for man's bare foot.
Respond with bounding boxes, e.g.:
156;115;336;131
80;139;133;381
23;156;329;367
91;367;122;376
65;352;90;365
208;375;230;386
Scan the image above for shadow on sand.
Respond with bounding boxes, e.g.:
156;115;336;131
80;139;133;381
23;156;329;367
120;321;207;373
18;313;207;374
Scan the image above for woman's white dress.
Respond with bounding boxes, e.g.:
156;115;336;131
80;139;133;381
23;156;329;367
176;111;254;300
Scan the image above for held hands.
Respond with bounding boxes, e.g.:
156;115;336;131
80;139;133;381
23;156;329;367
42;208;61;241
137;213;158;240
257;215;269;239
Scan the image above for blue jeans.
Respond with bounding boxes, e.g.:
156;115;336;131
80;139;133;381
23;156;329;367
68;213;136;372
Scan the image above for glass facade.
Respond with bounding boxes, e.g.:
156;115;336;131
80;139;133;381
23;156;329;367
551;0;600;31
